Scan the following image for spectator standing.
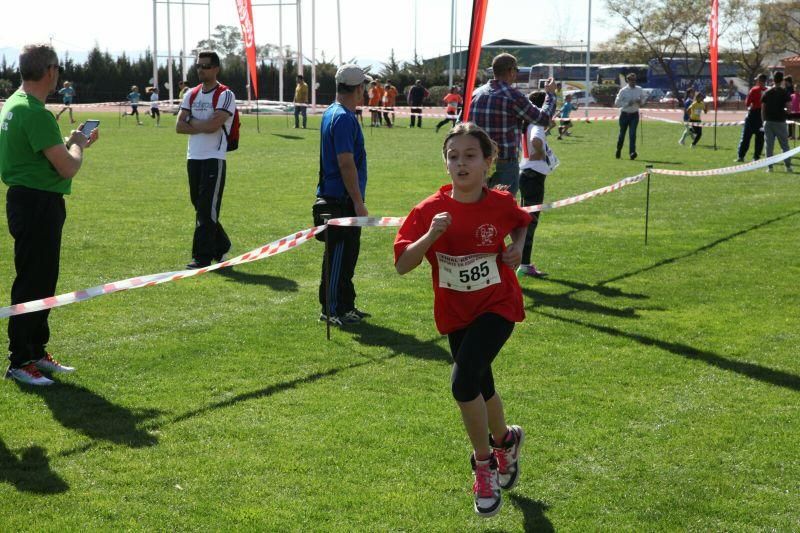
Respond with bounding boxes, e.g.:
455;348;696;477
0;44;99;386
469;53;556;195
316;64;372;326
176;51;236;269
293;75;309;129
174;80;188;115
789;85;800;140
761;71;793;173
735;74;768;162
784;75;797;139
408;80;429;128
613;73;647;160
518;91;559;278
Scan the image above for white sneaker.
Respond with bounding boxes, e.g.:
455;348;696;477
766;167;773;173
491;425;525;490
35;353;75;374
6;363;54;386
470;453;502;517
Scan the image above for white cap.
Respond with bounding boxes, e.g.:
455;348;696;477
335;64;372;86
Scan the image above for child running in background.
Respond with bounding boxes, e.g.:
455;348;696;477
678;88;696;145
687;92;707;148
518;91;559;278
123;85;143;125
556;93;578;139
394;122;529;518
55;81;76;123
435;86;463;133
147;87;161;127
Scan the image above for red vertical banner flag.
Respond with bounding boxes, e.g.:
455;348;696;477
236;0;258;98
460;0;489;122
709;0;719;110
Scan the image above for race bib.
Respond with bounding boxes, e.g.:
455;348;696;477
436;253;501;292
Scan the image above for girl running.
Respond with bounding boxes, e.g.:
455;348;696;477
394;122;529;518
55;81;76;123
147;87;161;126
687;92;707;147
123;85;143;125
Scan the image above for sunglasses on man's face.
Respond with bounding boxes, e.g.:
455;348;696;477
195;63;215;70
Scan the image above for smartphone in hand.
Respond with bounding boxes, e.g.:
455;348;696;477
80;119;100;137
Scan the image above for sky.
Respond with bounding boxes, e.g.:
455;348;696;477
2;0;617;68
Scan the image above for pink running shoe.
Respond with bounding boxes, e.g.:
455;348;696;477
491;425;525;490
517;264;548;278
470;453;502;517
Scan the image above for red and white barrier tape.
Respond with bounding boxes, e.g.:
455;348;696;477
0;225;322;319
3;147;797;319
651;145;799;176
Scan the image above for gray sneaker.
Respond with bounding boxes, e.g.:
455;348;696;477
491;425;525;490
6;363;54;386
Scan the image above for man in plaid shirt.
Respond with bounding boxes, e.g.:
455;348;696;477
470;53;556;196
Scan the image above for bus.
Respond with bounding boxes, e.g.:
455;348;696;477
645;58;739;94
527;63;601;91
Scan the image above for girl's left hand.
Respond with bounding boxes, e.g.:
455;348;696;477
501;244;522;269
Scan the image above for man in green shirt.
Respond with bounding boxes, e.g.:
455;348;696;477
0;44;99;386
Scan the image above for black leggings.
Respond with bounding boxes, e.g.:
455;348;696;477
690;120;702;145
448;313;514;402
519;168;547;265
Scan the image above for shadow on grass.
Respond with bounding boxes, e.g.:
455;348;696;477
214;267;299;291
636;159;683;165
599;209;800;287
507;494;554;532
537;311;800;392
541;277;648;300
346;322;451;363
166;358;376;426
271;133;304;140
522;286;652;319
0;439;68;494
20;381;161;448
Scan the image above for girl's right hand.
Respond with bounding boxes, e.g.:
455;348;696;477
428;212;451;240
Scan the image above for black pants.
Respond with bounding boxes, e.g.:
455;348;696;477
690;120;702;145
737;110;764;160
6;187;66;367
519;168;547;265
187;159;231;264
318;200;361;316
382;107;393;127
410;107;423;127
617;111;639;154
448;313;514;402
436;117;456;131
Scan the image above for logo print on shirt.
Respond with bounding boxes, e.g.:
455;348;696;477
475;224;498;247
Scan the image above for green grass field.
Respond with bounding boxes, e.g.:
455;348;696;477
0;110;798;531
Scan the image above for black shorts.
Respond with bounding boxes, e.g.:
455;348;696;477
150;108;160;117
561;119;572;127
130;105;139;113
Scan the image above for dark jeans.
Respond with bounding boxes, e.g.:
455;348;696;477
294;104;307;128
6;187;66;367
518;168;547;265
617;111;639;155
382;107;393;127
187;159;231;264
487;159;521;196
410;107;423;127
318;200;361;316
737;109;764;160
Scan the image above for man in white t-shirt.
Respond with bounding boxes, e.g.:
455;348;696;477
614;73;647;160
518;90;560;278
176;50;236;269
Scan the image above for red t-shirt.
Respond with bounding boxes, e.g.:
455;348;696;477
443;93;463;113
746;85;765;110
394;184;532;334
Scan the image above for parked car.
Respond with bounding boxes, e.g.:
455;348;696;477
563;89;596;106
642;88;666;102
659;91;685;105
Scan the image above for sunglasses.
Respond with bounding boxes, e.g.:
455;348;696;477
49;64;64;74
195;63;216;70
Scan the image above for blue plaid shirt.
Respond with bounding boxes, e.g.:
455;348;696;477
469;80;555;160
